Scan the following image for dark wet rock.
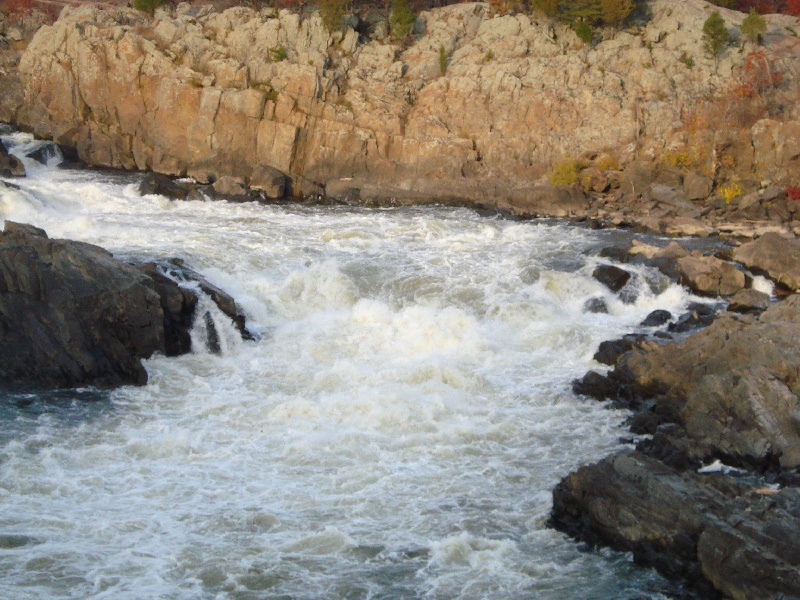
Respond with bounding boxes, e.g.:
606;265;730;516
0;221;198;388
592;264;631;292
583;296;608;314
22;141;61;166
641;309;672;327
156;260;253;341
593;335;644;366
668;302;719;333
135;263;198;356
0;140;25;177
551;451;800;600
597;246;629;263
138;173;194;200
249;165;287;199
728;289;771;314
571;371;617;401
733;232;800;291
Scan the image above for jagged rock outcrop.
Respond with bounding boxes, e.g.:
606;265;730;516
12;1;800;211
579;295;800;469
552;452;800;600
0;221;248;388
733;232;800;292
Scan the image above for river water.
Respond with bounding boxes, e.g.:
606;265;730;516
0;134;695;598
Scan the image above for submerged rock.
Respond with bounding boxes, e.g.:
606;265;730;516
592;264;631;293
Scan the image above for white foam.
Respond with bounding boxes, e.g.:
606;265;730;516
0;163;680;598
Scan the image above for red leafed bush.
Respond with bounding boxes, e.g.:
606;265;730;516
4;0;35;15
788;185;800;201
733;50;784;99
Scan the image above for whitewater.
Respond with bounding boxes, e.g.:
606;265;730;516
0;134;696;598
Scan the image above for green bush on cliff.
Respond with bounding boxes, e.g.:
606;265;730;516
133;0;163;16
741;8;766;44
703;11;730;72
319;0;346;32
390;0;416;41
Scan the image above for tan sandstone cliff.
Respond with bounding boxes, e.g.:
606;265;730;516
11;0;800;208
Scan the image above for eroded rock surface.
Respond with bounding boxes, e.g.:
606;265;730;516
0;221;249;388
11;1;800;214
552;452;800;600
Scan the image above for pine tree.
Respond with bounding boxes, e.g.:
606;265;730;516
741;7;766;45
601;0;634;28
560;0;603;25
703;11;730;73
390;0;416;41
530;0;559;18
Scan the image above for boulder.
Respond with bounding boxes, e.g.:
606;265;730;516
641;309;672;327
583;296;608;314
593;335;643;366
500;184;588;219
0;221;195;387
212;175;249;198
649;184;701;217
728;288;770;313
733;232;800;291
551;451;800;600
250;165;286;199
592;264;631;293
683;171;713;201
0;221;251;388
675;255;745;297
614;298;800;468
138;173;193;200
0;141;25;177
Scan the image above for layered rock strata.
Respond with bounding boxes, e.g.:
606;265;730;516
559;237;800;597
10;1;800;213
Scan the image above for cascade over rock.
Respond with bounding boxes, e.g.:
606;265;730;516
0;221;249;388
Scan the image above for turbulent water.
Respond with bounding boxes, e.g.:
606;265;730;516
0;134;702;599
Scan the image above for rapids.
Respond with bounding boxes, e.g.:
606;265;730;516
0;133;696;598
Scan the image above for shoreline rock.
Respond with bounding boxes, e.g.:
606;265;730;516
0;221;250;389
559;285;800;596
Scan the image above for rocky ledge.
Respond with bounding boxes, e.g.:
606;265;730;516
554;233;800;598
0;221;249;388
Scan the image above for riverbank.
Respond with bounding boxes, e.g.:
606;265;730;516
2;0;800;596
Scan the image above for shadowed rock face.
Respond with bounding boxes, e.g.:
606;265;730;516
562;289;800;598
551;452;800;600
0;221;198;388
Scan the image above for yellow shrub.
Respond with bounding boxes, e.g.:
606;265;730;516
719;182;742;203
595;154;620;171
661;151;691;168
549;158;586;186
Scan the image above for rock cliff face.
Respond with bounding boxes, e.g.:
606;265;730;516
13;1;800;206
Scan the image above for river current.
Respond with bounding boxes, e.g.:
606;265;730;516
0;134;696;598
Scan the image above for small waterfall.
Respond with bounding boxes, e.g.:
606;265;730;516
189;289;244;355
2;134;64;170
